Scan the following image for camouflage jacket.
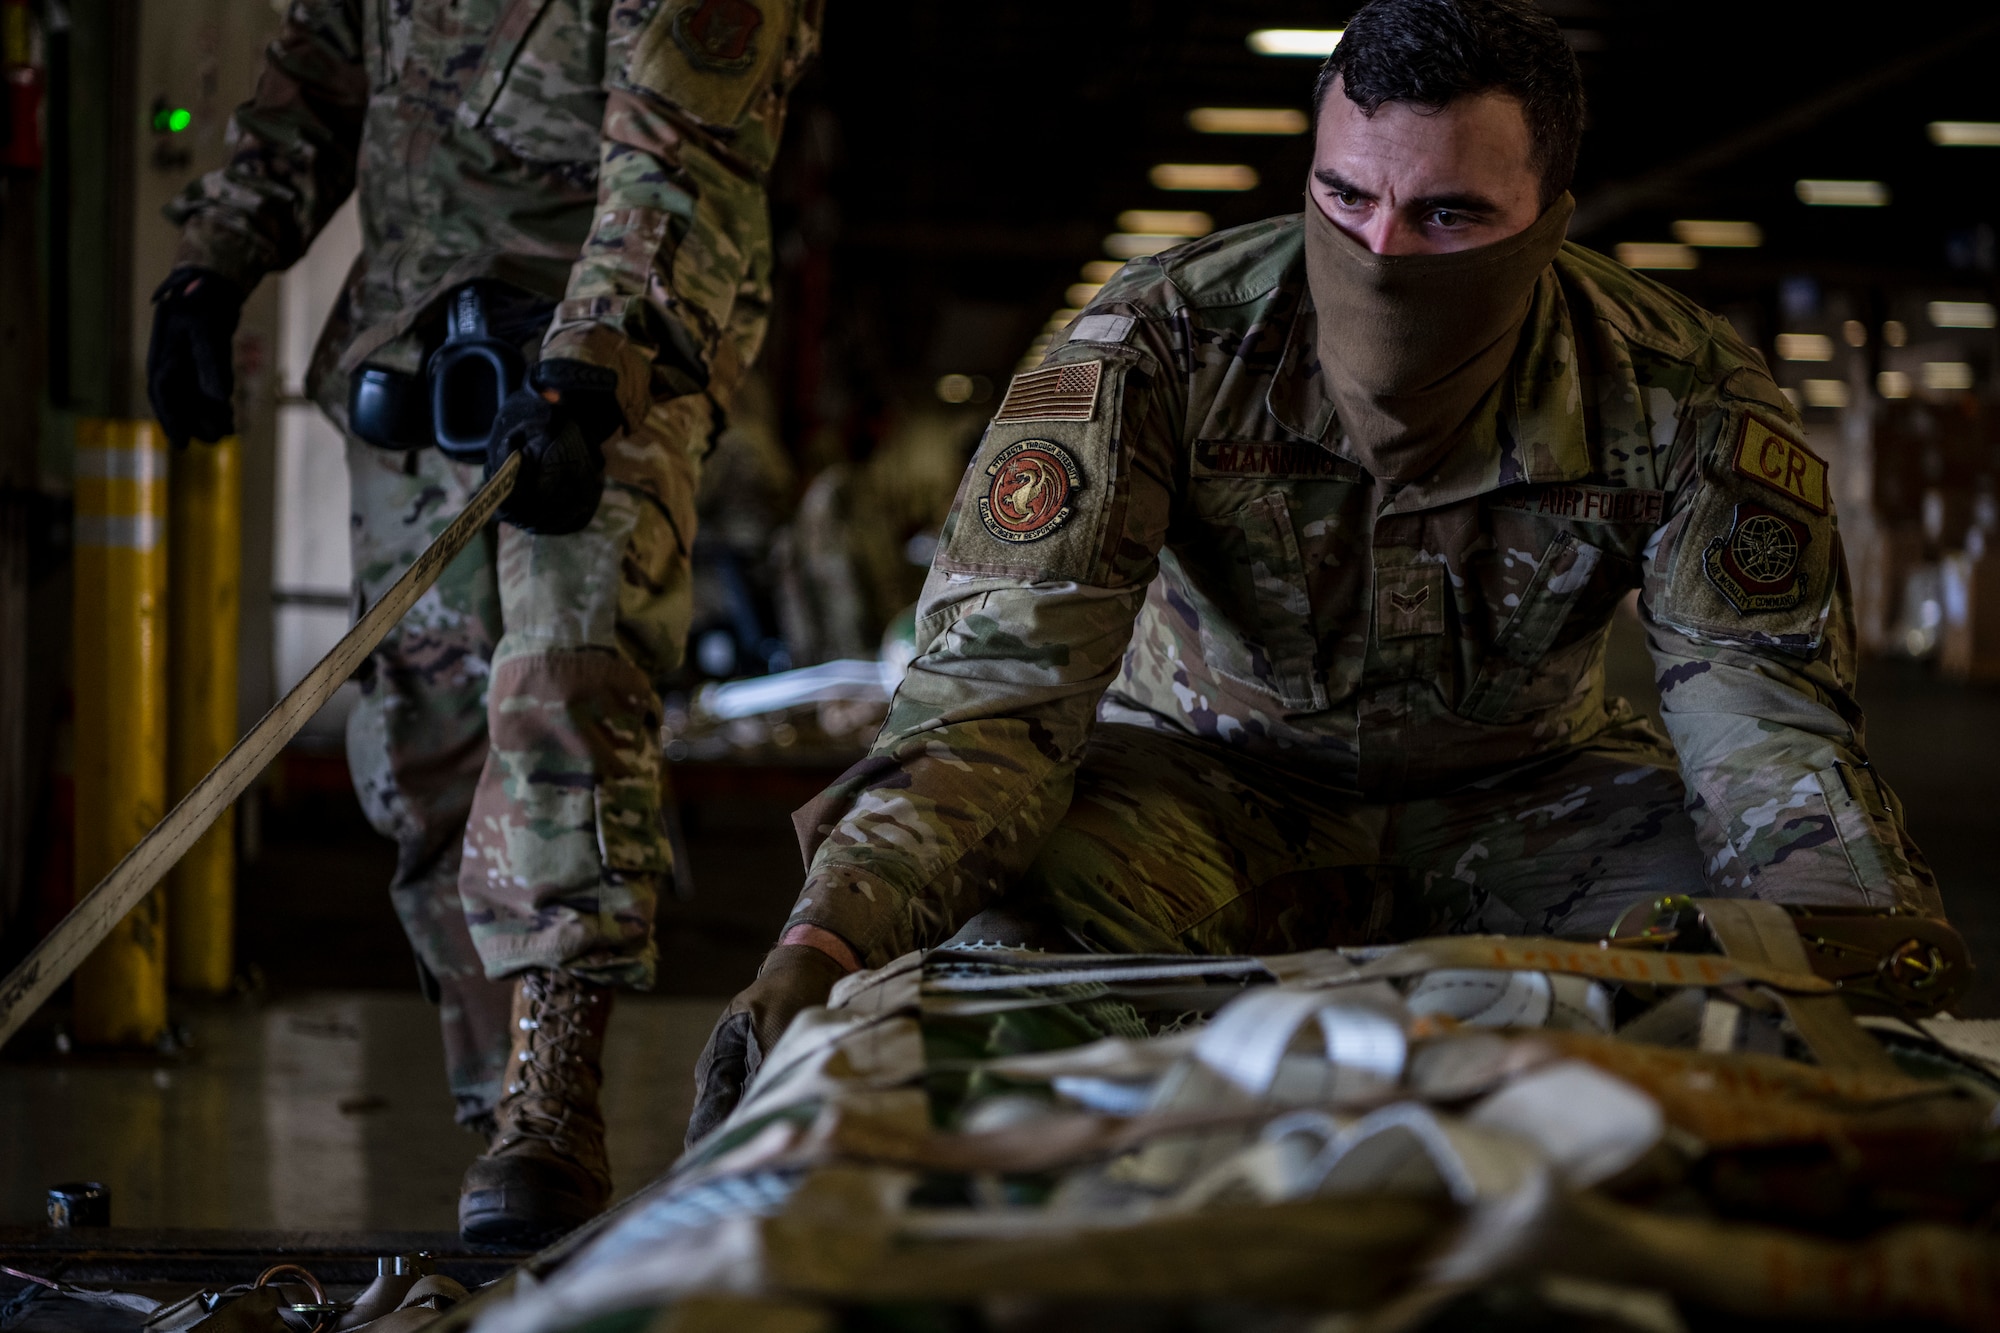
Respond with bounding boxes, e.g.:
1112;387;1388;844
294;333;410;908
792;216;1941;969
168;0;818;430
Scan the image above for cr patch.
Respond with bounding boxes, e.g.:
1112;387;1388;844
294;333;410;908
1730;415;1829;514
979;439;1082;543
1702;501;1809;615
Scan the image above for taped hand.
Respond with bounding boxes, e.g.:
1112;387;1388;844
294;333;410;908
488;359;626;535
686;942;853;1149
147;267;244;448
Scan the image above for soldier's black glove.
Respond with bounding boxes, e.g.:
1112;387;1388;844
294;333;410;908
147;267;244;448
487;359;625;536
686;943;850;1148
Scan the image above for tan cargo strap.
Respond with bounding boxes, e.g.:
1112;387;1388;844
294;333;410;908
0;454;520;1051
1694;898;1904;1077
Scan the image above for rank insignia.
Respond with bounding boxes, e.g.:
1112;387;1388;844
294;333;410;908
673;0;764;72
1702;501;1809;615
1730;414;1829;514
979;440;1081;543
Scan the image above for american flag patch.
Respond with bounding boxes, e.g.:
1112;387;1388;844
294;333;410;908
993;360;1102;424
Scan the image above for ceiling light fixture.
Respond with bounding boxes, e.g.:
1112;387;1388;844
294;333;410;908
1066;282;1104;308
1776;333;1836;362
1615;242;1698;270
1188;107;1309;135
1801;379;1849;409
1246;28;1343;56
1079;260;1122;284
1927;300;1997;328
1877;371;1912;399
1116;209;1213;236
1923;362;1975;391
1670;219;1763;248
1796;179;1889;207
1149;163;1259;192
1105;234;1185;260
1928;121;2000;147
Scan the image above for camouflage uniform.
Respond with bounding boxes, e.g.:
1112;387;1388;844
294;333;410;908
169;0;819;1119
789;217;1941;969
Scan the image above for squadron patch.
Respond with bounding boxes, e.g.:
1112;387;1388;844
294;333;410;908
1730;414;1829;514
672;0;764;72
979;440;1081;543
1702;501;1809;615
993;360;1102;424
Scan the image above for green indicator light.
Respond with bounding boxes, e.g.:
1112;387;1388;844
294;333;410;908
167;107;192;133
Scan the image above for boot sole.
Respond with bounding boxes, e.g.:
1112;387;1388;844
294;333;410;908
458;1183;599;1247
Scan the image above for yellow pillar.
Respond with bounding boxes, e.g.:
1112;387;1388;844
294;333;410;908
72;419;170;1047
168;436;241;994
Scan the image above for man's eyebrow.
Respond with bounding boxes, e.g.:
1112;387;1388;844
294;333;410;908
1312;168;1373;198
1409;190;1501;214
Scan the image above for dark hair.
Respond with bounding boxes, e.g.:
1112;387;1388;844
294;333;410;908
1314;0;1586;209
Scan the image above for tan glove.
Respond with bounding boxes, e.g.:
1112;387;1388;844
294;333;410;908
686;943;851;1148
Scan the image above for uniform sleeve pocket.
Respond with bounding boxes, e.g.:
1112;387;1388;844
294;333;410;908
1813;764;1914;910
1458;532;1601;723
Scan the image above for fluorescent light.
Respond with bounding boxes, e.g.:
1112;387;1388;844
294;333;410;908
1671;219;1763;248
1117;209;1212;236
1796;179;1889;207
1149;162;1259;191
1923;361;1975;391
1188;106;1309;135
1929;121;2000;147
1801;379;1849;409
1615;242;1698;270
1776;333;1835;362
1843;320;1867;347
1066;282;1104;308
1247;28;1343;56
1779;387;1802;411
1877;370;1912;399
1884;320;1908;347
1928;300;1997;328
1044;309;1082;333
935;374;975;404
1105;233;1184;259
1080;260;1122;284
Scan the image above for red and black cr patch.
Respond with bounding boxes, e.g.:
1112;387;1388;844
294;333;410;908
1701;501;1809;615
978;439;1082;543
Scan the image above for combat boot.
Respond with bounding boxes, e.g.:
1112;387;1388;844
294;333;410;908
457;969;613;1245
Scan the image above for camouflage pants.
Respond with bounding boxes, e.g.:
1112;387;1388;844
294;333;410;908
345;394;702;1120
973;719;1718;957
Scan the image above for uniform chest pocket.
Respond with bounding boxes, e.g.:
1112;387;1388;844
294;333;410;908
1457;531;1603;723
1185;491;1326;711
456;0;607;165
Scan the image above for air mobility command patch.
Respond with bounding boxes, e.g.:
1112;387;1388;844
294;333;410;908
1730;415;1829;514
1703;501;1809;615
673;0;765;72
993;360;1102;423
979;440;1081;543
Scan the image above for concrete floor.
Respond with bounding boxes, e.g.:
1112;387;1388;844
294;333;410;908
0;990;718;1231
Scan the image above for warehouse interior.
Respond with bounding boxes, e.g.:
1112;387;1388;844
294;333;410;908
1;0;1999;1327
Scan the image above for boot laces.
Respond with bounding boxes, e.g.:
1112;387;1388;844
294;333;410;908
494;973;600;1154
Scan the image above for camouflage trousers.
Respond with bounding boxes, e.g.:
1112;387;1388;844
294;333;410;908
960;718;1720;957
344;394;703;1121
